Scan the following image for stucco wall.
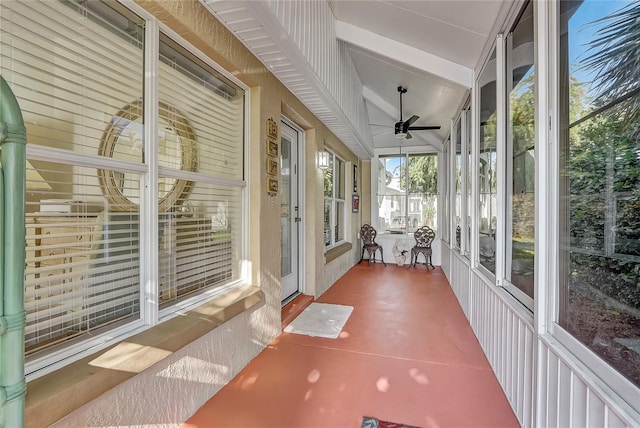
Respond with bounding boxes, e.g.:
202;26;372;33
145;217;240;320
52;307;266;427
47;0;361;425
319;247;361;297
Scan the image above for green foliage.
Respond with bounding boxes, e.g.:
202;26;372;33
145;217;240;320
399;154;438;194
581;0;640;125
567;1;640;309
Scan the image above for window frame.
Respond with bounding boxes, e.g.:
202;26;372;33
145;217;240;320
475;44;500;279
451;116;464;251
545;0;640;411
372;148;439;236
501;0;536;310
323;149;347;250
440;138;450;244
19;0;251;380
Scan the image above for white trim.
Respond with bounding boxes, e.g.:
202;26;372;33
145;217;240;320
371;154;380;231
26;145;148;174
242;89;251;285
323;149;348;250
495;33;506;285
143;17;160;325
374;146;439;156
505;31;515;283
157;167;246;188
335;20;473;88
155;15;249;93
281;116;307;298
535;0;553;337
438;143;448;241
449;117;458;247
469;106;479;266
449;118;455;246
544;328;640;423
461;107;471;259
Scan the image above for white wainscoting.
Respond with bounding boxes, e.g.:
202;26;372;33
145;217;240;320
374;234;441;267
469;271;535;427
445;250;638;428
537;338;637;428
448;249;471;317
440;242;451;282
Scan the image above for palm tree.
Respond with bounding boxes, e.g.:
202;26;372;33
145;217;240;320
581;0;640;125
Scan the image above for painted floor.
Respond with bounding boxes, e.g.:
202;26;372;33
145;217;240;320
183;264;520;428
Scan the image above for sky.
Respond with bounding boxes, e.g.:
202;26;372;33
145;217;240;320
569;0;632;93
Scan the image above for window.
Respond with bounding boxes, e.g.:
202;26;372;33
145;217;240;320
454;119;463;250
505;1;535;304
157;34;244;306
377;153;438;234
558;0;640;391
478;48;498;273
323;151;345;248
442;139;450;244
2;0;246;373
4;0;146;358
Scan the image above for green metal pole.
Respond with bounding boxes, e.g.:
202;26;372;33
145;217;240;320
0;74;27;428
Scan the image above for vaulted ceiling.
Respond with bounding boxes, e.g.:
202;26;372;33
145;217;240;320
201;0;509;157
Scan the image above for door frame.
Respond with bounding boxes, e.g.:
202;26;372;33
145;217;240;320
281;116;306;304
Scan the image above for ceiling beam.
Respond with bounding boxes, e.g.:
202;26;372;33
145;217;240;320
362;86;398;120
336;20;472;88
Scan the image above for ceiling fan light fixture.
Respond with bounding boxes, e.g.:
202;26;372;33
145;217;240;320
395;132;407;139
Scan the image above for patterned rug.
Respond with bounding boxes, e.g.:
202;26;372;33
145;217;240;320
361;416;420;428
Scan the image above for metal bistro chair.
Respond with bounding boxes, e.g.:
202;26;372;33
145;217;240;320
409;226;435;270
359;224;386;266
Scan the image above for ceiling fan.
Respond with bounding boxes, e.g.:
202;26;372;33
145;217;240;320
371;86;441;140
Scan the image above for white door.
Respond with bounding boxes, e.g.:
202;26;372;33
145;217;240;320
280;120;301;302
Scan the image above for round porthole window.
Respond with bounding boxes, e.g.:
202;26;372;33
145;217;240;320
98;100;197;212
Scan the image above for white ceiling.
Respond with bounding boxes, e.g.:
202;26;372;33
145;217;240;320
329;0;505;152
201;0;508;157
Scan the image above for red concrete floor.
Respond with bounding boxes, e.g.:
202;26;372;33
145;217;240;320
183;264;520;428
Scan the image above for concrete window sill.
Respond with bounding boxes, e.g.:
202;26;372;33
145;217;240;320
26;284;264;427
325;242;353;263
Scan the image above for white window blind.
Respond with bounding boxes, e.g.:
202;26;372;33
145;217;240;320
2;0;247;368
24;162;140;357
159;34;244;181
323;152;345;248
0;0;145;358
158;184;242;305
156;34;245;304
0;0;145;158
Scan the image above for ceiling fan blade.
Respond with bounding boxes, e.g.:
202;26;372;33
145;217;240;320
369;123;392;127
372;130;393;137
405;131;413;140
407;125;441;130
403;115;419;132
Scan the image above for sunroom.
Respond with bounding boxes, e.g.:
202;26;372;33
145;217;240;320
0;0;638;426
